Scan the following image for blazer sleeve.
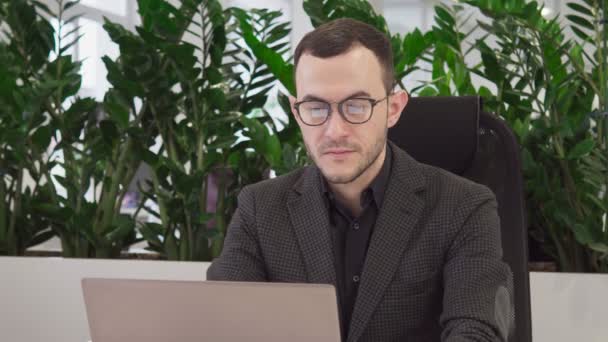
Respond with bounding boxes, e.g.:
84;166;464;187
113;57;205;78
440;185;515;342
206;185;268;281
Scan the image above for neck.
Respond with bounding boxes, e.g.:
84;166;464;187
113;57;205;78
328;144;387;216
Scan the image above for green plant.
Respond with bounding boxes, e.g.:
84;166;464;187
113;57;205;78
97;0;219;261
1;0;144;258
41;1;144;258
419;0;608;272
298;0;608;272
0;0;56;255
462;0;608;272
302;0;434;94
228;7;308;176
98;0;301;261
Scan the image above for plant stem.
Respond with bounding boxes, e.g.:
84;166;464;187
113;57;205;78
196;134;207;216
600;0;608;229
98;138;134;233
42;166;59;204
94;157;114;227
151;171;169;231
6;168;23;255
132;193;147;224
114;163;138;215
0;159;7;244
184;206;194;260
397;79;407;91
75;162;88;215
530;27;586;219
544;218;570;271
212;163;227;257
596;0;607;115
573;236;589;272
59;233;73;257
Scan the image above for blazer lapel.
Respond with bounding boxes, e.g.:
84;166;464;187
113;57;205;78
347;144;427;342
287;166;337;286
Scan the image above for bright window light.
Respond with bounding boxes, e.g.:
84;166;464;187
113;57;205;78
78;18;119;100
81;0;127;16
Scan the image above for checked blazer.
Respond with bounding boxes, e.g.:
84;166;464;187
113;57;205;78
207;141;514;342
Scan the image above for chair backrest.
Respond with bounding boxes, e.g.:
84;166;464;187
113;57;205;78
388;96;532;342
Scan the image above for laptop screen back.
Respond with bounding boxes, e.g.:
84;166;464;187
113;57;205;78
82;278;341;342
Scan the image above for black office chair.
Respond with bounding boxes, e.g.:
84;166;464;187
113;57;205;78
388;96;531;342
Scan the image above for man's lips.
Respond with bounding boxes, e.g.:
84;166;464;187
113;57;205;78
323;149;355;155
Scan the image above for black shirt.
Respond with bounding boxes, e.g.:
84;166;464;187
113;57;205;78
320;145;392;339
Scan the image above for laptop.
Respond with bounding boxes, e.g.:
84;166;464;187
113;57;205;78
81;278;341;342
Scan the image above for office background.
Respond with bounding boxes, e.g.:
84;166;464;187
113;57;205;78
1;0;607;341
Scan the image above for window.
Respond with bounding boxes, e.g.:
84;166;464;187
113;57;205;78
77;17;120;100
383;0;436;35
81;0;128;16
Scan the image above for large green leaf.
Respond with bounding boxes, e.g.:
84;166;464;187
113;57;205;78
223;8;291;114
567;14;595;31
30;125;52;151
400;29;430;68
567;3;593;17
567;138;595;160
240;116;282;167
232;9;295;95
103;89;131;129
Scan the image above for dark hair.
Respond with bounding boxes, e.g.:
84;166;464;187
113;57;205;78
294;18;395;93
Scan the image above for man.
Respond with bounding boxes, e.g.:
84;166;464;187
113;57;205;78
207;18;514;342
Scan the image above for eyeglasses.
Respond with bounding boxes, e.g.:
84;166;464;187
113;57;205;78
293;95;390;126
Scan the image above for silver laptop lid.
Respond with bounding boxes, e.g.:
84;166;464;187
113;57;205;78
82;278;341;342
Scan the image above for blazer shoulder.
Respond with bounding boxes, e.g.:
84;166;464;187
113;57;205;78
389;142;494;202
414;163;499;238
419;162;495;203
240;166;309;203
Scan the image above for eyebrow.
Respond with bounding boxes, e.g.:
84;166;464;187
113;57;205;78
300;90;372;102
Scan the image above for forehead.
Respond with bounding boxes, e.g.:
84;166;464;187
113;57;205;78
295;46;385;100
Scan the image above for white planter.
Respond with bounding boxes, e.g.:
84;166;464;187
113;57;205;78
530;272;608;342
1;257;608;342
0;256;209;342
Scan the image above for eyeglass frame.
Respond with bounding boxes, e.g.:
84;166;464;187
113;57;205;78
293;94;391;126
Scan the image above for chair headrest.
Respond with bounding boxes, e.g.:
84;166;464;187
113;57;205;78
388;96;480;175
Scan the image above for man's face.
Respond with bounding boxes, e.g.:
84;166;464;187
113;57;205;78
290;46;406;185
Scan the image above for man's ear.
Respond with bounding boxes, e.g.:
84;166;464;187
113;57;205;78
289;95;302;126
387;90;408;129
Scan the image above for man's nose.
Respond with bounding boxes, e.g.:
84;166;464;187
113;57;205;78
323;106;349;138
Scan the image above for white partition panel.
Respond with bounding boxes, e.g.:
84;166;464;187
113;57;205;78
530;272;608;342
0;257;208;342
3;258;608;342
